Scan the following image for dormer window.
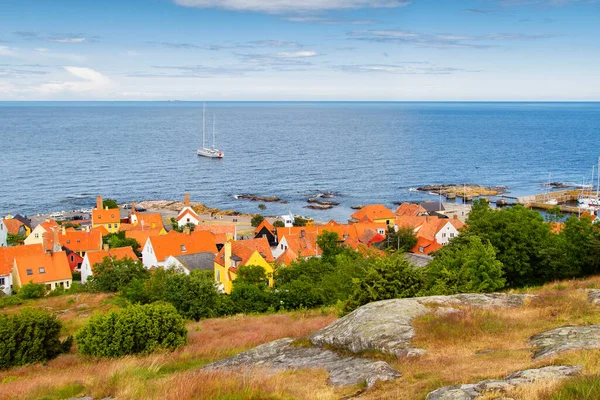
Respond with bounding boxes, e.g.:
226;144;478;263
181;245;187;252
66;239;71;244
39;267;45;274
26;269;33;276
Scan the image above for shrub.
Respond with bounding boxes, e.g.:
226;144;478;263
76;303;187;357
0;296;24;309
250;214;264;227
163;271;220;321
87;256;148;292
0;308;67;369
17;282;46;299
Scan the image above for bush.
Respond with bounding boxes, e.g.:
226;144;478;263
0;296;24;309
0;308;67;369
163;271;220;321
87;257;149;292
17;282;46;299
76;303;187;357
250;214;264;228
273;220;285;228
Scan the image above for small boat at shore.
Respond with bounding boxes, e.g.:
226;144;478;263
197;102;224;159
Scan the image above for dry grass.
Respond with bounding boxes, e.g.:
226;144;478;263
3;277;600;399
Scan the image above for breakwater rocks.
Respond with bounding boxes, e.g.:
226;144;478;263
310;293;536;357
202;338;400;387
417;184;508;198
425;365;582;400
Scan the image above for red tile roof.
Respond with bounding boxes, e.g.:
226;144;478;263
148;231;217;262
351;204;396;221
395;203;428;217
92;207;120;225
0;244;45;276
2;218;26;235
215;238;274;269
177;207;199;222
130;212;165;230
254;219;274;236
85;247;138;269
14;251;72;284
44;228;103;253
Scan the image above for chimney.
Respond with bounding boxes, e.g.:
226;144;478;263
300;229;305;238
453;214;458;220
224;241;232;271
132;201;135;212
103;244;109;251
96;196;103;210
52;228;61;253
184;193;190;207
62;226;66;235
184;227;190;235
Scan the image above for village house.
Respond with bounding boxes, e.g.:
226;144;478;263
0;219;7;247
2;215;31;237
274;230;320;265
142;230;217;268
23;219;58;246
92;196;121;233
395;215;464;255
177;193;201;227
43;226;103;258
0;244;46;295
194;224;236;250
12;251;72;292
120;201;167;233
81;246;138;284
253;219;277;247
395;202;428;217
214;238;274;294
165;252;216;274
349;204;396;227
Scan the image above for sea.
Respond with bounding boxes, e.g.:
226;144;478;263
1;101;599;221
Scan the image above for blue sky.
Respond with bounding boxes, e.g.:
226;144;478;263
0;0;599;100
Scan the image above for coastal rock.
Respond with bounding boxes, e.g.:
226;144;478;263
305;204;335;210
529;325;600;359
236;194;281;202
310;293;535;357
425;366;582;400
416;185;507;198
201;338;400;387
587;289;600;306
307;198;340;206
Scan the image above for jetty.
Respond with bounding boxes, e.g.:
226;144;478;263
515;189;582;213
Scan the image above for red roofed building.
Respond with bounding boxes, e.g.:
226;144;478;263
142;230;217;268
92;196;121;233
81;246;139;283
395;203;428;217
350;204;396;227
12;251;72;292
0;244;45;295
177;193;201;227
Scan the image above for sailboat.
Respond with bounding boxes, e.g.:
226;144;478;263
197;102;224;159
578;157;600;211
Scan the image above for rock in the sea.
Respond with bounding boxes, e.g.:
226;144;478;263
425;365;582;400
202;338;400;387
529;325;600;359
587;289;600;306
310;293;535;357
236;194;281;202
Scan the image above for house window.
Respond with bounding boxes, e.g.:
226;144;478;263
66;281;70;288
98;215;101;219
66;239;71;244
35;233;39;238
262;234;267;238
77;239;80;243
71;255;74;262
442;233;446;238
60;282;64;288
450;233;455;238
46;284;51;291
187;218;190;223
108;224;112;229
181;245;187;252
216;269;221;282
26;269;33;275
419;246;424;253
39;267;45;274
0;277;5;286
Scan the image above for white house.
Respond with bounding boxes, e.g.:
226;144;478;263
80;246;138;284
142;231;217;269
0;219;7;248
281;213;295;228
177;193;201;227
434;220;462;246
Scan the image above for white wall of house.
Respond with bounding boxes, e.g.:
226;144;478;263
0;220;7;247
164;256;190;274
435;222;460;245
80;254;92;284
281;214;295;228
272;236;289;259
0;274;12;295
141;238;164;268
23;225;47;246
177;208;200;227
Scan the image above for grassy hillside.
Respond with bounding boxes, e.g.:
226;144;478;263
2;276;600;399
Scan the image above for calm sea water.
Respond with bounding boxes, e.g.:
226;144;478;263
1;102;599;221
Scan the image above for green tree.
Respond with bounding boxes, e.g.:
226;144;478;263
102;232;141;256
273;220;285;228
7;233;25;246
293;217;309;227
250;214;265;228
317;231;345;263
0;308;68;369
75;303;187;357
545;206;564;223
87;257;148;292
102;198;119;209
343;254;425;314
17;282;46;299
163;271;220;321
424;236;505;295
382;226;418;252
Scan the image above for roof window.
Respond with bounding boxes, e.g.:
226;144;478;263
39;267;45;274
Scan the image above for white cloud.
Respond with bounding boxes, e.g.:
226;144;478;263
0;46;17;56
38;66;112;94
172;0;410;13
276;50;318;58
48;37;87;43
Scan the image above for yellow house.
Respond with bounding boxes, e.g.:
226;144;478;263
349;204;397;227
92;196;121;233
12;251;72;292
214;238;274;294
24;219;58;246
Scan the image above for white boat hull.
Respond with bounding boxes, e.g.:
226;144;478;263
197;148;224;158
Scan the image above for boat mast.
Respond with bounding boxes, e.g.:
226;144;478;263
213;114;216;149
202;101;206;149
597;156;599;198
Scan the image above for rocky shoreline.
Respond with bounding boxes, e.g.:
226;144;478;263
417;184;508;199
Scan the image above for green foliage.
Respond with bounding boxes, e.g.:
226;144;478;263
0;308;67;369
0;296;24;309
17;282;46;299
258;203;267;211
343;253;425;314
316;231;344;263
163;270;220;321
250;214;265;228
547;375;600;400
424;236;505;295
102;198;119;209
7;233;25;246
545;205;564;223
102;232;141;255
231;265;274;313
76;303;187;357
381;226;418;252
293;217;309;227
276;279;325;310
273;220;285;228
235;265;270;285
87;256;148;293
60;222;82;229
122;267;179;305
169;217;196;233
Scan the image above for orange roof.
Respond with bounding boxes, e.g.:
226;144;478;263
281;232;321;259
13;251;72;284
90;225;110;236
395;215;430;230
177;207;199;222
85;247;138;269
131;212;165;230
195;224;236;236
325;219;340;226
148;230;217;262
254;219;274;236
44;228;103;253
412;237;443;255
275;248;298;266
125;228;164;247
2;218;26;235
351;204;396;222
0;244;45;276
38;219;59;232
215;238;274;269
395;203;427;217
92;207;120;225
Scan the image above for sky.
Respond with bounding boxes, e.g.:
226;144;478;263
0;0;599;101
